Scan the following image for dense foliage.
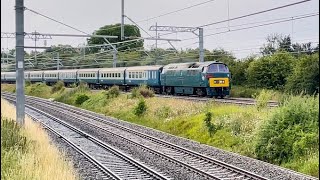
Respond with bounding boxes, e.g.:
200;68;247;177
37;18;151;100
285;54;319;95
255;95;319;164
246;52;294;90
87;24;144;52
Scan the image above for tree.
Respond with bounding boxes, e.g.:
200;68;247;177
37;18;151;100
292;42;318;56
231;56;255;85
87;24;143;53
260;34;318;57
45;44;78;54
285;53;319;95
246;52;294;89
260;34;293;55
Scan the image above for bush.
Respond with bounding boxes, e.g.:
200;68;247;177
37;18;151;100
246;52;294;89
131;85;154;98
203;112;223;137
285;54;319;95
75;94;90;105
255;95;319;164
51;81;64;93
105;86;120;98
54;82;90;104
134;98;147;116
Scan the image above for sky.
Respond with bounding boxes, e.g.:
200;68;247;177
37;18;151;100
1;0;319;59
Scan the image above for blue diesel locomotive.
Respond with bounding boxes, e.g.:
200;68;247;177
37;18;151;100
1;61;231;98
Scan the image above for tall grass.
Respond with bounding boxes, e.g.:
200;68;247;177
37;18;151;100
131;85;155;98
1;99;78;180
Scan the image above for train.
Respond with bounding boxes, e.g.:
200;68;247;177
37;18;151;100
1;61;231;98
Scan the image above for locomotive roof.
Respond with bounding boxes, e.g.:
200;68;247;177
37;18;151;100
162;62;196;70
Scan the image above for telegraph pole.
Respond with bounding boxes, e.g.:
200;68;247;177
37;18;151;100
56;52;60;70
121;0;125;40
199;28;204;62
113;45;117;68
155;23;158;49
34;30;38;65
15;0;25;125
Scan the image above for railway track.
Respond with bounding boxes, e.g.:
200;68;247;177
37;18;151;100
2;92;269;180
4;94;168;180
90;89;279;107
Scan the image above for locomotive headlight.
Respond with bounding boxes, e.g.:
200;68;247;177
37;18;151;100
214;80;219;84
219;80;224;84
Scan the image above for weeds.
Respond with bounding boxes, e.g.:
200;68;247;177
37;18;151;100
105;86;120;98
51;81;65;94
134;98;147;116
254;89;274;110
75;94;90;105
131;85;154;98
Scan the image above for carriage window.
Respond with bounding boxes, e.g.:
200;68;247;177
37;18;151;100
139;72;142;78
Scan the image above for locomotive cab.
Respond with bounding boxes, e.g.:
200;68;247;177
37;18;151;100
203;62;231;98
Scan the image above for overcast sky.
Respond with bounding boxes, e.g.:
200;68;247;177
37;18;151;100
1;0;319;59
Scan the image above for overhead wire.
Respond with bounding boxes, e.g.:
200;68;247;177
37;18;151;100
180;13;319;41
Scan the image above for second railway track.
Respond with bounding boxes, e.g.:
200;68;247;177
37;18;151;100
3;92;268;180
5;95;168;180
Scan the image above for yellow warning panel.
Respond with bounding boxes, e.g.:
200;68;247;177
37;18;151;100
209;78;229;87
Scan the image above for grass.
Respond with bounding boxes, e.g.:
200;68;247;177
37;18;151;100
230;85;282;101
1;98;78;180
1;82;318;177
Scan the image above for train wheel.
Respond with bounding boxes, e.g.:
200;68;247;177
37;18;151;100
166;87;173;95
195;88;206;97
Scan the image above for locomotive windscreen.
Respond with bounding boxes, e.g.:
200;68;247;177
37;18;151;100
207;64;229;73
